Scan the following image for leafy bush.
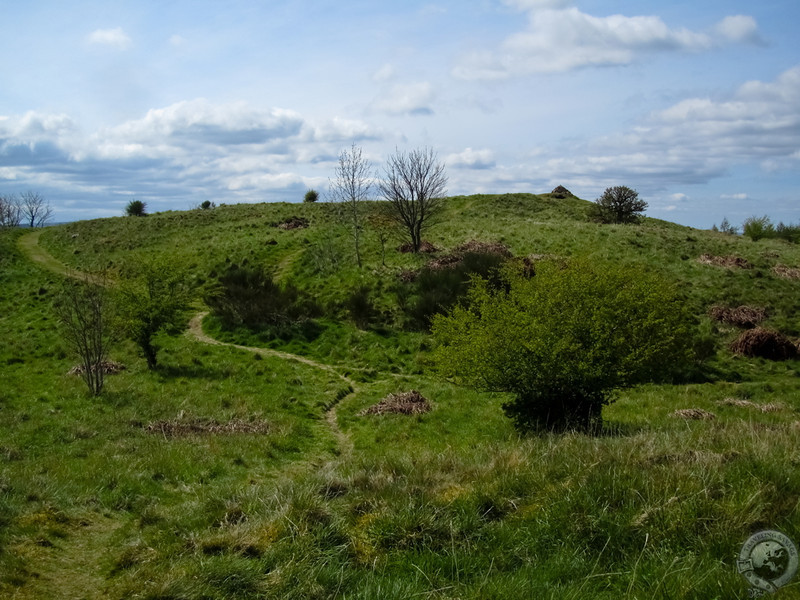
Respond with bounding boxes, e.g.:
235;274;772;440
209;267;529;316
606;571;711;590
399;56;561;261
199;200;215;210
205;265;316;331
344;285;377;329
116;259;191;369
303;189;319;203
589;186;647;224
125;200;147;217
742;215;775;241
432;259;692;432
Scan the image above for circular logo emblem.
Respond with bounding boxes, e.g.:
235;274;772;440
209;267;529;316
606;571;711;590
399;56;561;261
738;530;798;595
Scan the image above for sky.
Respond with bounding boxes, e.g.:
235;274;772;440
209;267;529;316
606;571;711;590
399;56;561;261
1;0;798;228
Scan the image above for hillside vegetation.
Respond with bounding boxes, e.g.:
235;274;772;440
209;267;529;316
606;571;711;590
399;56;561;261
2;193;800;599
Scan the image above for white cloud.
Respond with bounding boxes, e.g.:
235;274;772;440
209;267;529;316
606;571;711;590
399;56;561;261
530;65;800;191
446;147;496;169
371;82;435;116
86;27;132;50
721;193;748;200
453;6;761;79
714;15;763;44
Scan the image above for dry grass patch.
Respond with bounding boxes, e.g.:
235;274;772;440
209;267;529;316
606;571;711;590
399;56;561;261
358;390;432;416
670;408;717;420
718;398;784;413
730;327;798;360
772;264;800;279
708;305;766;328
697;254;752;269
68;360;126;375
144;415;271;437
276;216;309;230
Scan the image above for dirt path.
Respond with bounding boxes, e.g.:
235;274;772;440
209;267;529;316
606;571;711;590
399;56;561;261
19;231;356;456
186;312;356;456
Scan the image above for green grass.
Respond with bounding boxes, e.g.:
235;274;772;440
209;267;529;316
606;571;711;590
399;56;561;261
3;194;800;598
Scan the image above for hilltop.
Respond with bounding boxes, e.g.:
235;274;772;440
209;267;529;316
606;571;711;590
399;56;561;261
1;193;799;599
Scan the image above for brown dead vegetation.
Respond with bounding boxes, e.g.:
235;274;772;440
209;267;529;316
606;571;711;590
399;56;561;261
708;305;767;328
697;254;752;269
670;408;717;420
772;264;800;280
68;361;126;376
551;185;573;199
729;327;798;361
717;398;784;413
358;390;432;416
144;416;271;437
276;216;309;230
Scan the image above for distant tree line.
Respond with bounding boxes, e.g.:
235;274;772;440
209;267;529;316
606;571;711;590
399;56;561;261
712;215;799;243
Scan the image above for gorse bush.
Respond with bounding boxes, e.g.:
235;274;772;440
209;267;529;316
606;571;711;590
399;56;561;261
403;250;509;330
432;259;693;431
205;265;316;330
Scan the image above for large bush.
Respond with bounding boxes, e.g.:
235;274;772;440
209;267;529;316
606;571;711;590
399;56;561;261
431;259;692;432
204;265;316;331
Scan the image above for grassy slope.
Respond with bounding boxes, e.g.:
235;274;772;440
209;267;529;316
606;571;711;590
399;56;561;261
2;194;799;599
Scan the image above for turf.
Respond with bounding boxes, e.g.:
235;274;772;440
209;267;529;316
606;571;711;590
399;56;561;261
2;193;799;599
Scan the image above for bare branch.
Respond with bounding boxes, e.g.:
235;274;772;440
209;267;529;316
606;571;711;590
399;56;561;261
379;147;447;253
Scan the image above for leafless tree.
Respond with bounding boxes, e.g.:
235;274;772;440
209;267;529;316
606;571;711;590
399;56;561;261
54;273;114;396
20;191;53;228
329;143;373;268
0;194;22;228
379;147;447;253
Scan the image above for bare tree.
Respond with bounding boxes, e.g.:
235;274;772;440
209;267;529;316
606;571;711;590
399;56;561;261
329;143;373;268
54;273;113;396
20;191;53;228
0;194;22;228
379;147;447;253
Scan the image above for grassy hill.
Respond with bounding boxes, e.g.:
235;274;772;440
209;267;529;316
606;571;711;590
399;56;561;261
2;193;799;599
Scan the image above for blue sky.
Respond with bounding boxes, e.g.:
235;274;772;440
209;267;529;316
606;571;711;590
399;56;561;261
1;0;798;228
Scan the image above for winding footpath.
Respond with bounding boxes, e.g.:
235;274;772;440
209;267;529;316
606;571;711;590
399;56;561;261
17;230;356;457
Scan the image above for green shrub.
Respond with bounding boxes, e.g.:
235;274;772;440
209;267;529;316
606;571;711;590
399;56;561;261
344;285;377;329
402;251;508;331
776;221;800;244
432;259;692;432
204;265;316;330
742;215;775;241
303;189;319;203
124;200;147;217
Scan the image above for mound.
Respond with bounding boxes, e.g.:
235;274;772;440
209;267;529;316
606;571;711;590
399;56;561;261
551;185;573;199
730;327;798;360
772;264;800;280
698;254;752;269
68;361;126;375
276;216;309;230
359;390;432;416
708;305;766;328
145;416;270;437
670;408;716;420
453;239;512;257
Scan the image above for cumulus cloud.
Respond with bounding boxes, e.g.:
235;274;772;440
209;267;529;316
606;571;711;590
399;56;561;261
446;147;496;169
371;82;435;116
0;100;386;211
86;27;132;49
454;5;761;79
533;65;800;190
